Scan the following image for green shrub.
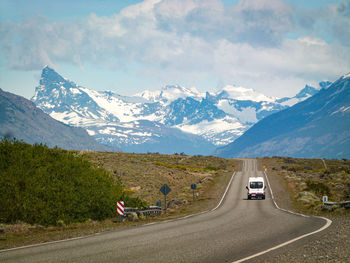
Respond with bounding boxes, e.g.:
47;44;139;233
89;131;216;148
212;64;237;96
204;166;218;171
152;161;186;170
304;179;331;197
0;139;145;226
344;183;350;200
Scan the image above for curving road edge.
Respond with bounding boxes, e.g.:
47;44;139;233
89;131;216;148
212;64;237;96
232;170;332;263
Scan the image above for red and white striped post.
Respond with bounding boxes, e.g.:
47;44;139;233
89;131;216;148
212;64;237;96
117;201;124;222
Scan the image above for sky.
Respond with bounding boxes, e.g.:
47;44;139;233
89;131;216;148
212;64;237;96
0;0;349;99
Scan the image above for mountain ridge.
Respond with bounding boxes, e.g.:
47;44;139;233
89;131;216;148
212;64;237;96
0;88;118;151
31;66;323;154
214;73;350;158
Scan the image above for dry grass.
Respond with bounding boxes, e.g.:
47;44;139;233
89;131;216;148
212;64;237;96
82;152;238;209
260;157;350;215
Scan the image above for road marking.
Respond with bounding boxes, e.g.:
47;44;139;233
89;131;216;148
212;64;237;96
264;171;309;218
231;169;332;263
0;232;101;253
150;171;237;224
212;172;236;211
232;217;332;263
144;171;236;226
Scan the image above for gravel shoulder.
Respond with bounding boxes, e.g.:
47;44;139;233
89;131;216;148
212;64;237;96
249;216;350;263
249;159;350;263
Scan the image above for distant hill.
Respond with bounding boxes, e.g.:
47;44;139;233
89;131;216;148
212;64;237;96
0;88;117;151
214;73;350;159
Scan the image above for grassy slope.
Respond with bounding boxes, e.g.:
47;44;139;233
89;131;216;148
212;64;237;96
83;152;239;212
260;157;350;215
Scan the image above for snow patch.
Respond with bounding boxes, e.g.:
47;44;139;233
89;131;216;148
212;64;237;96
134;85;204;104
81;87;141;122
175;116;246;145
50;111;82;126
281;98;300;107
331;106;350;115
42;102;55;109
87;129;96;136
70;88;82;95
216;101;258;123
131;131;152;137
343;72;350;79
218;85;276;102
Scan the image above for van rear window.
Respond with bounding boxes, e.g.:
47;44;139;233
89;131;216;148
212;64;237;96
250;182;263;189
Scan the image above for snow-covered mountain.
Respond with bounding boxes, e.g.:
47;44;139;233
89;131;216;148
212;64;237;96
0;88;117;152
214;73;350;158
276;84;321;106
31;66;322;154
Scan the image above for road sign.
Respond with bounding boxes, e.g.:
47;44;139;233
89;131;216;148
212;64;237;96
160;184;171;214
323;196;328;204
117;201;125;215
191;184;197;201
160;184;171;196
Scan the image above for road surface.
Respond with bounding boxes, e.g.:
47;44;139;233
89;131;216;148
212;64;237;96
0;159;328;262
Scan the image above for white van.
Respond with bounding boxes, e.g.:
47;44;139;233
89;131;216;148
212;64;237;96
246;177;266;200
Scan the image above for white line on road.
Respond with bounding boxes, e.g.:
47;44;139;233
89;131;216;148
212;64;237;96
232;169;332;263
145;171;237;225
264;171;309;218
0;232;102;253
233;216;332;263
212;171;236;211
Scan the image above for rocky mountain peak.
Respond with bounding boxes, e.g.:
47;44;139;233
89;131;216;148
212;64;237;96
294;85;319;99
40;66;66;86
319;81;332;90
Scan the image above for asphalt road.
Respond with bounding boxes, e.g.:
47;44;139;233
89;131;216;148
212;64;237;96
0;159;328;263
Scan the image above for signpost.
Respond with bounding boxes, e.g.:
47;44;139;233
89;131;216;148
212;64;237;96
263;165;267;172
160;184;171;214
323;196;328;205
117;201;125;222
191;183;197;201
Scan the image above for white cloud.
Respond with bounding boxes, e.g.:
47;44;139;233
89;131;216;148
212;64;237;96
0;0;349;97
298;37;327;46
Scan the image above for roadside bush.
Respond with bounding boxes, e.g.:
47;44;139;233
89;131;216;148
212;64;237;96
283;158;296;164
152;161;187;171
304;179;331;197
344;183;350;200
0;139;142;226
120;192;148;209
204;166;218;171
287;167;297;172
